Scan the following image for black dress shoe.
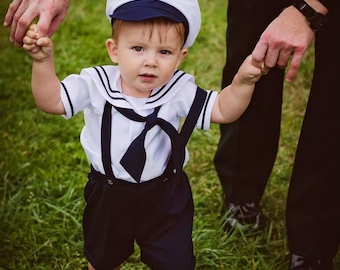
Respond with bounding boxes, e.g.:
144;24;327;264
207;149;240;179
221;202;266;232
288;254;334;270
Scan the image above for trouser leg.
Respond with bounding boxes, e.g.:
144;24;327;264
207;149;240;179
214;0;285;205
286;14;340;260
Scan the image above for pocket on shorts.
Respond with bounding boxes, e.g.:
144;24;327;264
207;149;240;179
84;174;96;203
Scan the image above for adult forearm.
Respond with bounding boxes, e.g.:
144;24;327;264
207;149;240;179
289;0;330;9
303;0;329;14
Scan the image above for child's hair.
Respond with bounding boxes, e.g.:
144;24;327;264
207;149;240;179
111;18;186;47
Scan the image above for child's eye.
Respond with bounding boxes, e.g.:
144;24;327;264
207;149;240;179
133;46;143;52
160;50;171;55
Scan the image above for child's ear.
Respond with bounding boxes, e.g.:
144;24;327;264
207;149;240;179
106;38;118;63
176;48;188;68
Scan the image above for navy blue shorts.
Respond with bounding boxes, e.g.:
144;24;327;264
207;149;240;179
83;167;195;270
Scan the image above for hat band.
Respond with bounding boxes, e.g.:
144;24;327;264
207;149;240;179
109;1;189;44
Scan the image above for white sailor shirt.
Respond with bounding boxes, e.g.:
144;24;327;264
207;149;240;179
60;65;218;183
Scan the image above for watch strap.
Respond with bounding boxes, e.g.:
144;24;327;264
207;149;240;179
292;0;326;31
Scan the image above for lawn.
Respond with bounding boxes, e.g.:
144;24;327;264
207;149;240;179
0;0;338;269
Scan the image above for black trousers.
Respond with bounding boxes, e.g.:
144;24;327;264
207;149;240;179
214;0;340;259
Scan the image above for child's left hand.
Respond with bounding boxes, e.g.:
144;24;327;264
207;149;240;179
250;55;270;76
237;55;268;85
23;24;54;62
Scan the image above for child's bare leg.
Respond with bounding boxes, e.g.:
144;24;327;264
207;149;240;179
88;262;120;270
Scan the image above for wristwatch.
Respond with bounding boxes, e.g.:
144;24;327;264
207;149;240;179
292;0;327;31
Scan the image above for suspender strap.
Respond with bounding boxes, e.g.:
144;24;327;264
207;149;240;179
179;87;207;146
101;102;115;178
169;87;207;172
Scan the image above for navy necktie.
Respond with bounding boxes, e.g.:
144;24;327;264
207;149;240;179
115;106;180;182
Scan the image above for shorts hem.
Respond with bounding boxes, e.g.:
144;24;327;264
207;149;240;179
84;248;125;270
141;255;196;270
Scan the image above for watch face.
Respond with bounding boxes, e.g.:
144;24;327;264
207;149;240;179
309;14;325;31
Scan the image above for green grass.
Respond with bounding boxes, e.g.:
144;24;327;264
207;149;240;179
0;0;339;269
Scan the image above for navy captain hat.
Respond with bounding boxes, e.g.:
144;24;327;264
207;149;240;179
106;0;201;48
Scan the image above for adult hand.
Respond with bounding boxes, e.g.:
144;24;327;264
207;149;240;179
252;6;315;82
3;0;70;47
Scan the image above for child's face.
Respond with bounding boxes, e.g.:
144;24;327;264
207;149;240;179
106;20;188;98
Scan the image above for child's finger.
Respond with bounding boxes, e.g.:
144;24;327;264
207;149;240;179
27;29;39;39
22;43;36;51
23;35;37;45
29;24;38;32
260;62;270;75
36;37;52;47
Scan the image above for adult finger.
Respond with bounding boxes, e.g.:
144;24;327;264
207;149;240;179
252;40;269;63
276;48;293;69
250;55;262;69
47;12;66;37
3;0;22;27
36;10;56;38
7;1;27;45
12;6;39;46
285;51;303;82
263;44;281;68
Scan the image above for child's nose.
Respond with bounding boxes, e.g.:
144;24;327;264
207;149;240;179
144;52;157;67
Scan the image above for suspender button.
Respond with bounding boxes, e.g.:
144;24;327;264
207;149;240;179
162;177;169;182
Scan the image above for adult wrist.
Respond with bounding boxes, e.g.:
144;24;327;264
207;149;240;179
292;0;328;31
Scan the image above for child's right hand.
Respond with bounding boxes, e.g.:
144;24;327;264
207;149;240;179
23;24;54;62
